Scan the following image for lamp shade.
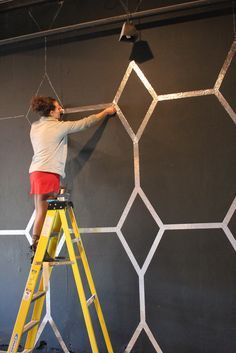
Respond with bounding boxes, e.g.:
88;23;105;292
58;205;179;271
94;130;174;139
119;21;138;42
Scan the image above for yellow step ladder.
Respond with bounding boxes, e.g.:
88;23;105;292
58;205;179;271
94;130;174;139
7;199;114;353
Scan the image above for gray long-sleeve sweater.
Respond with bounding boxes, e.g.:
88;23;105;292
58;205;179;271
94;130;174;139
29;114;98;178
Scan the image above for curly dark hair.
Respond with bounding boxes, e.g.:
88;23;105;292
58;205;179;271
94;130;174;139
31;96;57;117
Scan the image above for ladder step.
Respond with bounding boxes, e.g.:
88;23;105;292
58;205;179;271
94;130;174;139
36;256;80;266
72;238;82;244
87;294;96;307
49;260;75;266
36;259;74;266
49;255;81;265
32;291;46;302
23;320;40;333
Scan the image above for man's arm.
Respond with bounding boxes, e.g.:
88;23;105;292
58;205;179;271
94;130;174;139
95;105;116;120
59;105;116;135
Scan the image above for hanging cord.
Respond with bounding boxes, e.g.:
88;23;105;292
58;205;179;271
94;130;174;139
134;0;143;13
119;0;130;15
119;0;143;19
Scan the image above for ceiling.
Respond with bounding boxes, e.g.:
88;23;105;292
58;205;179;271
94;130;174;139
0;0;233;47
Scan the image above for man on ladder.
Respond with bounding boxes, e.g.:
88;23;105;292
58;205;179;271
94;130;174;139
28;95;116;262
7;96;116;353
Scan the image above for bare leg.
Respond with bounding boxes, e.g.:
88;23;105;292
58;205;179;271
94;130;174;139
32;193;57;249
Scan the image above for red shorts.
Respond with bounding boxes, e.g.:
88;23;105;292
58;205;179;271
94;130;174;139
30;171;60;195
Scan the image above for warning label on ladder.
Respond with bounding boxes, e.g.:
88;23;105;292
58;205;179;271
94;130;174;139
41;215;53;237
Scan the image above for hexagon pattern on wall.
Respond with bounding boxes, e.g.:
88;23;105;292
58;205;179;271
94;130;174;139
0;22;235;353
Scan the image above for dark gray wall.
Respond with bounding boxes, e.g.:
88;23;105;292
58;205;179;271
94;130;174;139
0;4;236;353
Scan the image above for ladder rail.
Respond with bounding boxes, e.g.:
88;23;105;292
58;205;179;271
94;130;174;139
24;271;48;348
8;209;56;353
68;207;114;353
7;263;41;353
60;209;100;353
7;219;55;353
25;210;62;349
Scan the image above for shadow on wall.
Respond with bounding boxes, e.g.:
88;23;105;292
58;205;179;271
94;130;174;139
64;116;110;192
129;39;154;63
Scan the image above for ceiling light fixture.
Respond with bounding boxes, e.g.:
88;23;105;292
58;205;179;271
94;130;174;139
118;0;141;42
119;19;138;42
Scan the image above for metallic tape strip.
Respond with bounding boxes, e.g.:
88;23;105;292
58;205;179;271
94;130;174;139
214;40;236;90
124;322;143;353
46;280;51;315
223;196;236;225
35;315;48;344
131;61;158;100
117;188;137;229
136;98;158;141
116;106;136;141
116;229;140;274
24;231;32;244
65;103;112;114
141;228;165;275
0;230;25;235
114;63;133;103
49;317;70;353
215;90;236;124
158;89;214;101
79;227;117;233
25;210;36;233
25;210;36;244
134;142;140;188
138;188;163;228
0;115;24;121
222;224;236;252
144;323;164;353
55;233;65;256
139;275;146;322
164;222;222;230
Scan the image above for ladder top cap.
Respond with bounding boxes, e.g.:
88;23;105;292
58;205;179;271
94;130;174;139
47;200;73;210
